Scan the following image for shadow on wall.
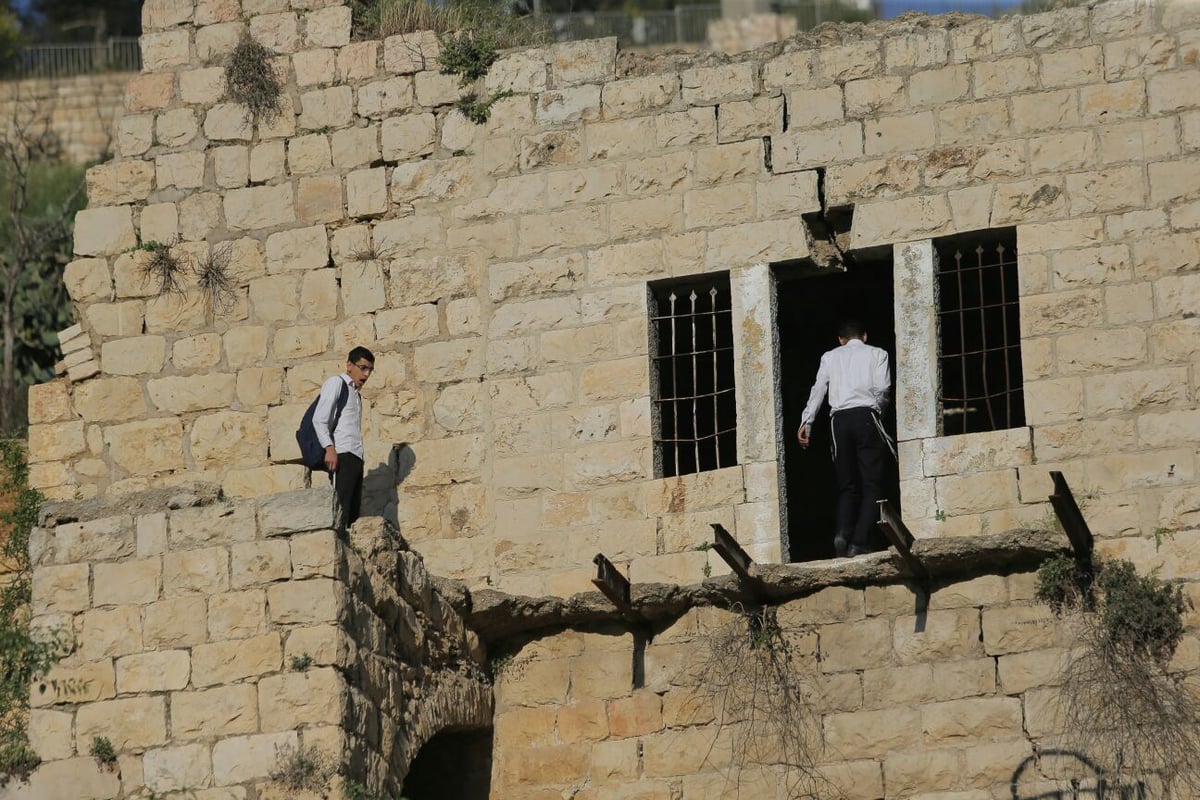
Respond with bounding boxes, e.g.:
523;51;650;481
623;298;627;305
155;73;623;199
364;443;415;528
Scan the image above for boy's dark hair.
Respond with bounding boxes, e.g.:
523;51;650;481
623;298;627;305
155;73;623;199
348;346;375;364
837;320;865;340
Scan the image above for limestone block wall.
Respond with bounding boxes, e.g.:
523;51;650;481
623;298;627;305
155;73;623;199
490;568;1198;799
0;73;131;164
27;0;1200;596
3;488;488;800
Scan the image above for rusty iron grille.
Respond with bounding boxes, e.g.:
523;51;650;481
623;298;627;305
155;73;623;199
650;277;738;478
935;230;1025;435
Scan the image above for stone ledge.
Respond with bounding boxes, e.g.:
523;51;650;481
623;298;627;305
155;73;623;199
460;528;1067;642
39;482;223;526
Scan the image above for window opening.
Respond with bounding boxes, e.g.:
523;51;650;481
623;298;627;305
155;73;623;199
934;228;1025;436
650;274;737;478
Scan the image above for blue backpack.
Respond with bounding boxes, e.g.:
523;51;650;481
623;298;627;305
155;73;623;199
296;380;350;471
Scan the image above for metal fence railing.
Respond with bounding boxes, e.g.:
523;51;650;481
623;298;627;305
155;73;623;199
3;38;141;80
546;0;1038;46
550;5;723;46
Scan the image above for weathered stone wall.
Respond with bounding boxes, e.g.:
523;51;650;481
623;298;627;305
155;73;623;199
0;73;130;164
493;568;1166;799
2;488;489;800
27;0;1200;600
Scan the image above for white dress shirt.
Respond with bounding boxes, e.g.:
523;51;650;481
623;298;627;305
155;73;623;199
800;338;891;429
312;373;364;459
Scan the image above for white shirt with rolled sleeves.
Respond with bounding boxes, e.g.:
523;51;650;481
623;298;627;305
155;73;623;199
312;374;364;460
800;338;892;430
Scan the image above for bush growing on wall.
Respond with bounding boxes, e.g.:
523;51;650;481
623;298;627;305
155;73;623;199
225;34;284;123
0;440;64;783
1036;553;1198;792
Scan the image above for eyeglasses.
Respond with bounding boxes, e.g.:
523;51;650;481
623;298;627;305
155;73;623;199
353;362;374;372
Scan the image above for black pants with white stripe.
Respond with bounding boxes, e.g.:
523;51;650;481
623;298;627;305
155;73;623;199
332;452;364;532
830;406;886;554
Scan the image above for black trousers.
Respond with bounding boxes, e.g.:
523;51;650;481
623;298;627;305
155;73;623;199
830;407;886;553
331;452;364;531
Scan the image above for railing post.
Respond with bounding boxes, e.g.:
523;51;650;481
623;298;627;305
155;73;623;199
674;5;684;45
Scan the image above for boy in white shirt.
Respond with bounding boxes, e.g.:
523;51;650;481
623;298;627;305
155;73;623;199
797;321;891;558
312;346;374;531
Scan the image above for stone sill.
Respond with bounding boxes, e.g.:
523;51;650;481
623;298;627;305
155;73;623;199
460;527;1068;643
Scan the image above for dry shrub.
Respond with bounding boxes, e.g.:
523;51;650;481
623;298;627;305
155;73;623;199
270;744;337;793
689;605;829;799
137;240;188;297
194;243;237;316
225;35;284;123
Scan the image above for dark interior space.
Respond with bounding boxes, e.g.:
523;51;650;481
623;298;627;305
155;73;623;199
400;728;493;800
775;253;900;563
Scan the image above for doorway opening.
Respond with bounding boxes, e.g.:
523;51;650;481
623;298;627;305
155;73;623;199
400;727;492;799
775;250;900;563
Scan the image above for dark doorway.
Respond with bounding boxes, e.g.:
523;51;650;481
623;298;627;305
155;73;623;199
401;728;492;799
775;252;900;563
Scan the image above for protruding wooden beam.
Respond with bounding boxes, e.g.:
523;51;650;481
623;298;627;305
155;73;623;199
592;553;631;610
1048;470;1093;560
877;500;928;580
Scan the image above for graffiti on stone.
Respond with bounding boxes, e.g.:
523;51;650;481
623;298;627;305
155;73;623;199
1011;750;1147;800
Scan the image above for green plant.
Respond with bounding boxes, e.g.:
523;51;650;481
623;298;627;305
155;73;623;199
89;736;116;768
1154;526;1174;551
438;29;500;85
1095;559;1185;663
1040;555;1185;662
1035;553;1089;613
224;34;284;123
0;441;66;783
702;562;712;578
343;779;378;800
0;124;86;433
290;653;313;671
934;509;946;522
488;651;514;680
453;89;512;125
270;744;335;793
136;240;188;297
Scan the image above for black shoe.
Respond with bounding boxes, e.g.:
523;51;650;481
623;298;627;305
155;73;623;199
833;532;849;558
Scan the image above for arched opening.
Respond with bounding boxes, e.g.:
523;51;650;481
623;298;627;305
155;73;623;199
400;727;493;799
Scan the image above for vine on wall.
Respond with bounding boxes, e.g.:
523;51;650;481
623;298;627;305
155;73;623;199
689;605;828;799
0;440;64;783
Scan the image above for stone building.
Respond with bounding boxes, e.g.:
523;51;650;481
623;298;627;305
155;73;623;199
6;0;1200;797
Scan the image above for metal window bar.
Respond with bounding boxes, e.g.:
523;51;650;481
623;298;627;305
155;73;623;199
650;279;737;477
936;233;1024;435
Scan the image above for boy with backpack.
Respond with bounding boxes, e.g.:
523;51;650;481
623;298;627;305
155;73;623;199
297;346;375;531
